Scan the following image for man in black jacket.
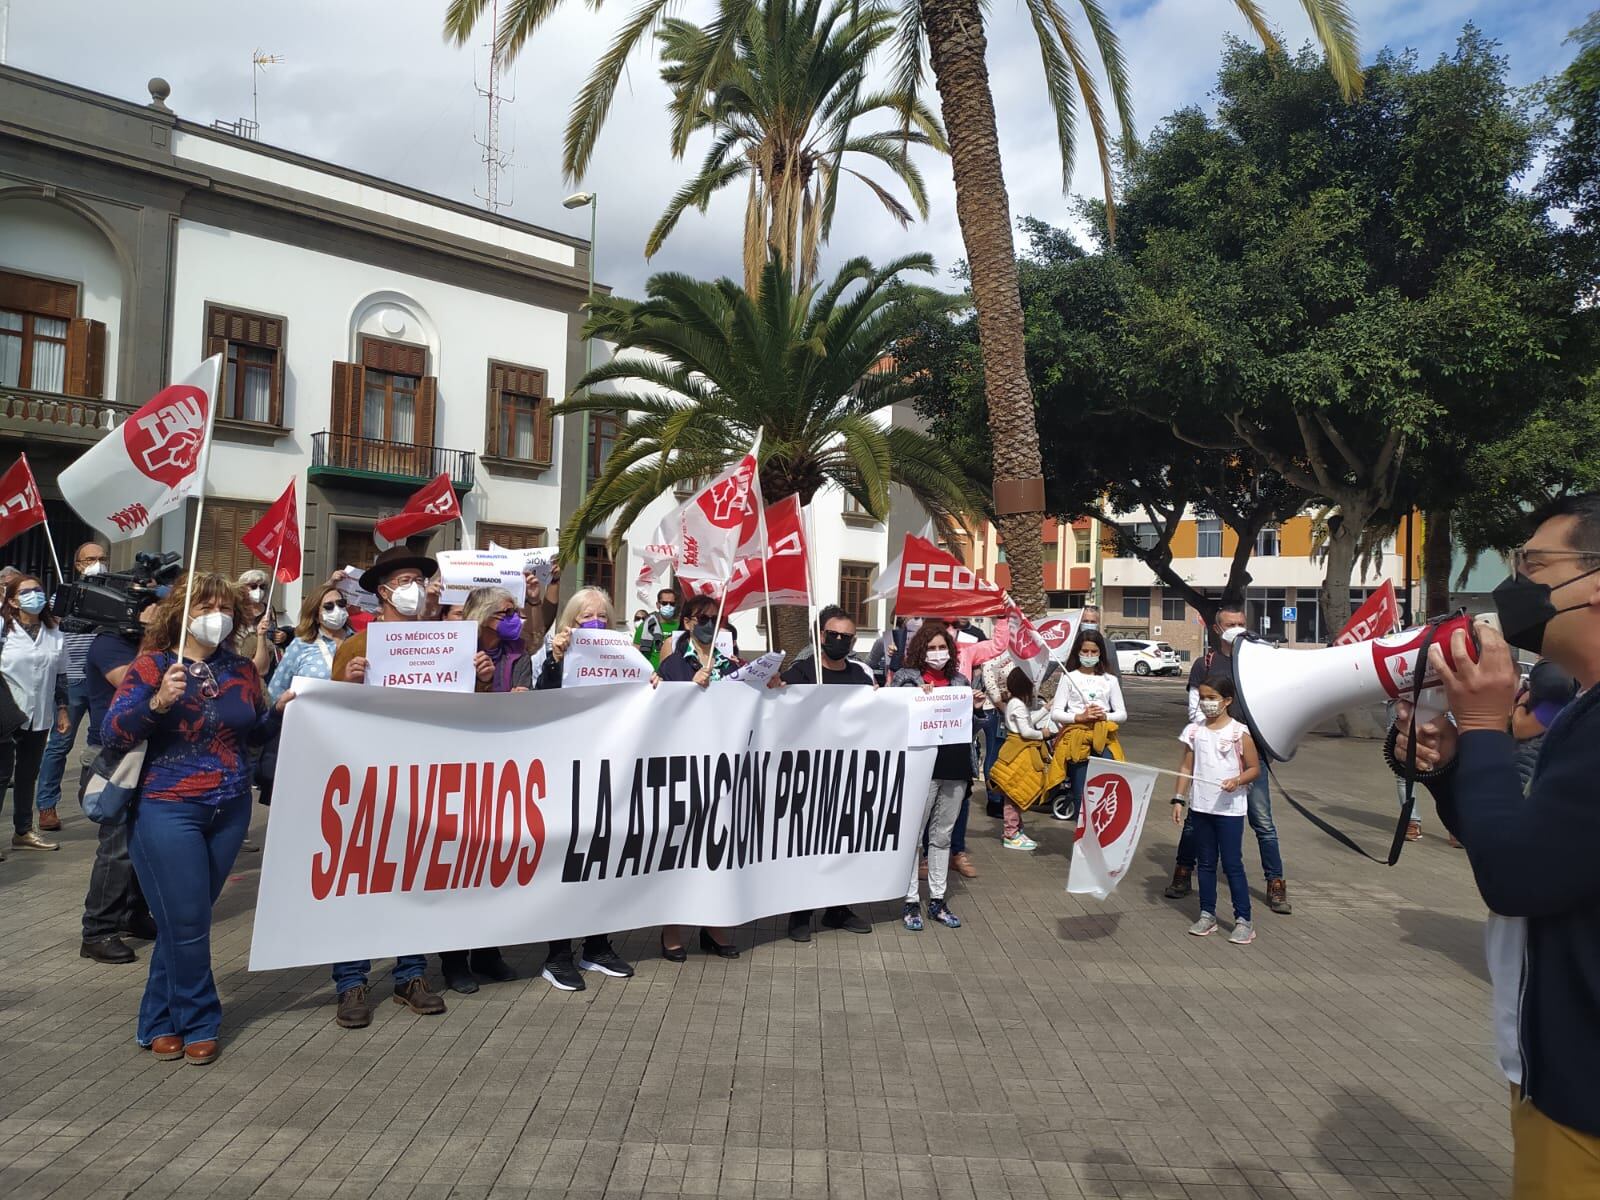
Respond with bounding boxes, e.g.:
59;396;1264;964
1398;493;1600;1196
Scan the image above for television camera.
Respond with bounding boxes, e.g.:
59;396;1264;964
51;551;183;640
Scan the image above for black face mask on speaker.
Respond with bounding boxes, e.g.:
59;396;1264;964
1491;563;1600;654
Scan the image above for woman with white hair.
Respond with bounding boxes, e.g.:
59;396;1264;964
233;568;276;677
532;586;638;989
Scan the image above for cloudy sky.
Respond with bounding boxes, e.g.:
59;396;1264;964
6;0;1590;296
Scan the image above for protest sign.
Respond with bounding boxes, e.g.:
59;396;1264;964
250;682;937;968
364;621;477;693
489;542;560;589
906;686;974;746
729;651;785;690
1066;760;1160;900
437;549;527;606
563;628;653;687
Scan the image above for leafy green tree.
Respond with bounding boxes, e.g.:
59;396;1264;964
555;254;988;652
1541;13;1600;286
650;0;946;292
444;0;1362;616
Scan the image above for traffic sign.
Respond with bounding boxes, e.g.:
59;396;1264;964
1282;606;1298;622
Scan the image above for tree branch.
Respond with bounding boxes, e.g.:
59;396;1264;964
1313;408;1369;483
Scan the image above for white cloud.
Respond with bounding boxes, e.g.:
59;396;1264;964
5;0;1586;297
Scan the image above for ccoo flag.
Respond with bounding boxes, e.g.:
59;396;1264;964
241;479;302;583
0;455;48;550
374;472;460;546
59;356;221;543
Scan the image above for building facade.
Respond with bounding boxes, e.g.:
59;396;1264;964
0;66;603;614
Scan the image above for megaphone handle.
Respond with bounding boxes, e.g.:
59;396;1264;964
1412;690;1448;726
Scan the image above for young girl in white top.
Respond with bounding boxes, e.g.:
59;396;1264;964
1172;674;1260;944
999;666;1049;851
1046;630;1127;814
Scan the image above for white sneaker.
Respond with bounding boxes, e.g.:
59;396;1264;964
1188;912;1218;937
1002;833;1037;850
1228;920;1256;945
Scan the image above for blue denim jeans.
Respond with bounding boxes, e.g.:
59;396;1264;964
1176;773;1283;882
1191;811;1250;922
126;790;251;1045
36;676;90;813
979;709;1002;778
332;955;428;994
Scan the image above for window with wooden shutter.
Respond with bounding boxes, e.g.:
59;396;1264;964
204;304;285;425
477;522;548;550
196;498;269;581
64;318;107;399
583;540;615;597
838;561;878;629
0;270;79;395
327;362;365;470
484;360;553;467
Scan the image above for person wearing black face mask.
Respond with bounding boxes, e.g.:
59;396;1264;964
658;596;737;686
1396;493;1600;1192
780;605;876;942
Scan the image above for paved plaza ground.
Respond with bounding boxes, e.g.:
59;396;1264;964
0;676;1512;1199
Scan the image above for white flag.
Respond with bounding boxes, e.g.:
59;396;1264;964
1066;759;1160;900
60;356;221;542
637;432;765;602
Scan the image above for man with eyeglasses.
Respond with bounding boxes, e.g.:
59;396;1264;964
35;542;108;832
1397;493;1600;1196
325;546;450;1029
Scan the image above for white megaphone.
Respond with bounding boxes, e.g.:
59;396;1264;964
1230;612;1481;762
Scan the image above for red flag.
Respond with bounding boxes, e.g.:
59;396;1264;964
241;480;302;583
1334;579;1400;645
0;455;47;549
993;596;1052;682
721;495;809;613
891;534;1007;620
374;472;460;545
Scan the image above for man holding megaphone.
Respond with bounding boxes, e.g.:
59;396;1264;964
1397;494;1600;1198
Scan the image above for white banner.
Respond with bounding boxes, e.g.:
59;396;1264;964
489;542;559;590
364;621;477;692
250;682;937;969
563;628;653;686
437;549;528;607
1066;759;1160;900
906;686;974;746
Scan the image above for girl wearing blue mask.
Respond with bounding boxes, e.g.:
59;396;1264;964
1;574;69;852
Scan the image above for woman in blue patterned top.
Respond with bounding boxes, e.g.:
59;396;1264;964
268;579;352;704
103;572;294;1066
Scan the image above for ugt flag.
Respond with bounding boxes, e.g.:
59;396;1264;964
1066;759;1160;900
0;455;47;549
375;472;460;546
1335;579;1400;645
59;356;220;542
635;432;764;602
993;596;1052;683
241;479;302;583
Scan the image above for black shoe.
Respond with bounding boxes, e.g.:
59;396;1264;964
660;935;688;963
469;949;516;983
699;928;740;958
442;963;479;994
1163;866;1193;900
579;944;635;978
788;915;812;943
80;936;135;964
821;906;871;935
122;912;158;941
541;956;586;991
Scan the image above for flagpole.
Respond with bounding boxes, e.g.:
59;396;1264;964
39;516;64;591
264;533;284;624
176;362;223;667
801;500;821;669
755;492;775;654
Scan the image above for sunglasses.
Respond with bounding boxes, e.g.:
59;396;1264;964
186;659;219;699
321;600;347;612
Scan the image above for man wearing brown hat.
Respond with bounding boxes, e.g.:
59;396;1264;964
327;545;449;1028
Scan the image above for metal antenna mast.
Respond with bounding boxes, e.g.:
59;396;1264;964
473;0;515;212
252;50;284;132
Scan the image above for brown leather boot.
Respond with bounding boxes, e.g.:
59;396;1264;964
1162;866;1192;899
394;977;447;1015
950;852;978;879
335;986;372;1029
1266;878;1292;914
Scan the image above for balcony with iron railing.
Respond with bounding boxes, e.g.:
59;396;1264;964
309;431;475;493
0;386;133;446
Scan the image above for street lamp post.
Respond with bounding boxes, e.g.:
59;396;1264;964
563;191;597;585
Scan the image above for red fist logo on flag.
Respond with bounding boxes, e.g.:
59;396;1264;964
122;386;209;487
698;462;756;529
1085;773;1133;848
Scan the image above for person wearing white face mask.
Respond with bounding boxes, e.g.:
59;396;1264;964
35;541;108;833
233;569;277;678
326;547;450;1028
0;574;69;851
267;581;353;707
1044;629;1128;813
102;573;294;1065
1162;601;1291;915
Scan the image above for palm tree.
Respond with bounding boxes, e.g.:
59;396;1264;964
651;0;947;292
445;0;1362;614
554;253;987;652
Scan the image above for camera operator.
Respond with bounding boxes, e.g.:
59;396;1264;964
1396;493;1600;1196
77;589;160;964
35;542;108;833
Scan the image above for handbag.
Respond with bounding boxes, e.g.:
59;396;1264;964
83;742;147;826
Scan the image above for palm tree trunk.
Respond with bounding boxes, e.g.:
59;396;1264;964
772;603;812;663
1423;508;1453;618
922;0;1047;616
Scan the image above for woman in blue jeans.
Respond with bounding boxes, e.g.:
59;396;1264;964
103;574;291;1065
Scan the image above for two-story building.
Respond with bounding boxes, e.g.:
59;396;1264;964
1;66;610;613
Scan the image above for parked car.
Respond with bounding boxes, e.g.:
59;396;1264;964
1114;639;1182;676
